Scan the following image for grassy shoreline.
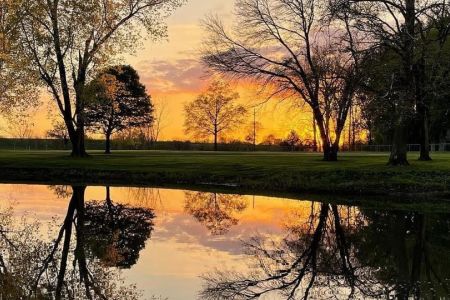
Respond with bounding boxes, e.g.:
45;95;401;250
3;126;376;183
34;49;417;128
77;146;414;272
0;150;449;199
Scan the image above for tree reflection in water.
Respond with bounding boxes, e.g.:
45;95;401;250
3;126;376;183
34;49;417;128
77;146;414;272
184;192;247;235
201;203;450;299
0;185;155;300
85;186;155;268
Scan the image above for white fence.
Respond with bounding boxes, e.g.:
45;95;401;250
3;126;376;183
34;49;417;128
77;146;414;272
346;143;450;152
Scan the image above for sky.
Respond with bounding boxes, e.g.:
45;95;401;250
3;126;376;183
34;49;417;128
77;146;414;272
22;0;315;142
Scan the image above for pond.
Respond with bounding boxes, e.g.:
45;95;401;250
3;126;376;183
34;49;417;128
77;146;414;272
0;184;448;299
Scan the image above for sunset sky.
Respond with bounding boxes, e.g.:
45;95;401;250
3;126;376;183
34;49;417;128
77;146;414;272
27;0;315;142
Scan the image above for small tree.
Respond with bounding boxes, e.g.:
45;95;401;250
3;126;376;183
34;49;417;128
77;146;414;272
184;80;247;151
85;65;154;154
281;130;301;151
184;192;247;235
47;121;69;145
261;134;282;146
4;114;34;139
140;98;169;144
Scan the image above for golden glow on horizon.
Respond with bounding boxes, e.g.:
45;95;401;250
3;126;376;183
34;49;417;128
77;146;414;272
2;0;366;145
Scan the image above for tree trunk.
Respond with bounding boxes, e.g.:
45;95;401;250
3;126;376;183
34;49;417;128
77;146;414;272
72;186;93;299
105;132;112;154
389;120;409;165
323;143;338;161
388;0;414;166
418;107;431;161
106;186;111;203
70;128;88;157
415;59;431;161
348;106;352;151
214;130;218;151
55;186;85;300
314;109;339;161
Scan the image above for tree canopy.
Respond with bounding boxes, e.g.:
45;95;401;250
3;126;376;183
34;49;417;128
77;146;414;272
85;65;154;154
201;0;364;161
184;80;247;151
16;0;185;156
0;0;39;117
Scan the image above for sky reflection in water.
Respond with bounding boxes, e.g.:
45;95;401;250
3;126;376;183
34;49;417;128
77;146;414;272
0;184;448;299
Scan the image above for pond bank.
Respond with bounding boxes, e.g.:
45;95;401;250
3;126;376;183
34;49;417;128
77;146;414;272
0;151;449;199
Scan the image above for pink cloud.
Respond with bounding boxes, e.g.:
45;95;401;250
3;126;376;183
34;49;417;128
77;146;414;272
136;58;208;94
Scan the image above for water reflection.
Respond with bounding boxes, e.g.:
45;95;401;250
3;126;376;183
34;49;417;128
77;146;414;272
0;185;154;299
0;185;448;299
200;203;450;299
184;192;247;235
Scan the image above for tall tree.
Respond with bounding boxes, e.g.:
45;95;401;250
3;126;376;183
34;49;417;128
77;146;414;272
0;0;38;117
85;65;154;154
184;80;247;151
332;0;450;164
17;0;185;157
201;0;364;161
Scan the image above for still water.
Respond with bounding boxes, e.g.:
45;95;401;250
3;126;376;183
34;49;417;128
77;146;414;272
0;184;448;299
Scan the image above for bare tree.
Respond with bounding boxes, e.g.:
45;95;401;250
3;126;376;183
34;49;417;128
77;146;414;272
184;80;248;151
200;203;383;299
4;115;35;139
141;98;169;143
17;0;185;157
332;0;450;164
47;121;69;145
201;0;364;161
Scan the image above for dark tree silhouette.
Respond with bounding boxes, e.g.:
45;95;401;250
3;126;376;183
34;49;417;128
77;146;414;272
20;185;155;299
200;203;378;299
355;209;450;299
201;0;364;161
281;130;301;151
17;0;184;157
332;0;450;164
47;121;69;145
0;187;148;299
184;192;247;235
84;186;155;268
85;65;154;154
201;202;450;299
358;27;450;158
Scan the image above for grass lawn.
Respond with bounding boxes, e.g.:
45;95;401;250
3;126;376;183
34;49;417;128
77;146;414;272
0;150;449;197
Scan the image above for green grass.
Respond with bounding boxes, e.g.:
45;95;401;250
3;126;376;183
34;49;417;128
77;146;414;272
0;150;449;197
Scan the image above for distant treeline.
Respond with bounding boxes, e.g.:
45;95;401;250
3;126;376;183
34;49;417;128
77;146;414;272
0;138;288;152
2;138;449;152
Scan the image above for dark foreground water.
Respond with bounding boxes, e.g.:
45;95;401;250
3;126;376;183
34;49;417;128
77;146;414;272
0;184;448;299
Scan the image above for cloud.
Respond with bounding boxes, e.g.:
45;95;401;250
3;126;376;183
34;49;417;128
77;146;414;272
136;58;208;94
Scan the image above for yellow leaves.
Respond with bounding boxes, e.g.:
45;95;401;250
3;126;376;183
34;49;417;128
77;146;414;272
99;73;122;99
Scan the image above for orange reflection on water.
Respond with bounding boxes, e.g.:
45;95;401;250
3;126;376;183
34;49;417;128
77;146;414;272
0;184;318;299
